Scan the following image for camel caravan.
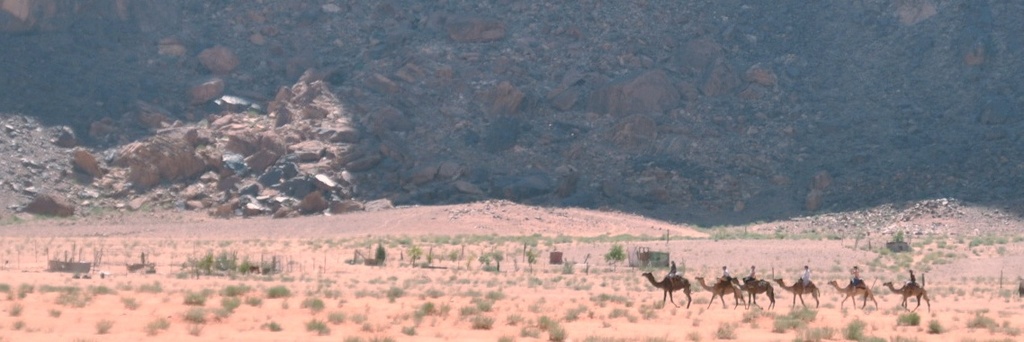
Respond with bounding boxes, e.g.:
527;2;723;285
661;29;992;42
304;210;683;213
643;263;929;312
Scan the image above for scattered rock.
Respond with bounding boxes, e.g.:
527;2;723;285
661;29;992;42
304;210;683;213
71;148;104;178
446;17;505;43
24;193;75;217
189;77;225;105
52;126;77;148
197;45;239;75
587;70;680;116
298;191;328;214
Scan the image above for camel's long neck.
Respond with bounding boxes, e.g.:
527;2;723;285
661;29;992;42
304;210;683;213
829;282;844;291
775;280;795;291
643;274;662;287
885;284;902;293
697;278;714;291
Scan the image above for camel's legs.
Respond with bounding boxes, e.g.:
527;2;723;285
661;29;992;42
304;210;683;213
684;290;692;309
667;290;679;308
798;294;807;308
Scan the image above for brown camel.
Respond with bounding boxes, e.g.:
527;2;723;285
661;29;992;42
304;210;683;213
641;272;692;308
734;277;775;310
827;280;878;310
695;277;745;309
772;278;820;308
882;281;930;312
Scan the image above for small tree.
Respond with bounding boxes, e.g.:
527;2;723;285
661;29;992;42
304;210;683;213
409;245;423;267
526;249;538;269
375;243;387;266
604;244;626;266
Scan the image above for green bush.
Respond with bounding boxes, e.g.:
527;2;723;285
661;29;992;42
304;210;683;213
604;244;626;265
266;285;291;299
301;297;325;313
897;312;920;326
471;315;495;330
927;320;943;334
183;291;207;306
843;319;866;341
306;319;330;335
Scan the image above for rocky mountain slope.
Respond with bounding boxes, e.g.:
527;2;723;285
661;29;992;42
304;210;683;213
0;1;1022;227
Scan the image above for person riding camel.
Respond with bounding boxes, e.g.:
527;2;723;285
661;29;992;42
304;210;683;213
850;266;866;289
801;265;812;287
721;266;733;284
743;265;757;284
907;269;917;287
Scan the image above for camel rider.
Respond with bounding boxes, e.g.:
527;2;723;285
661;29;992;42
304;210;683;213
801;265;812;287
666;261;680;286
743;265;757;283
721;266;733;284
850;266;865;289
907;269;916;287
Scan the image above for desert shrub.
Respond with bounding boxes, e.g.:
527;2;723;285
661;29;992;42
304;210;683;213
184;308;206;324
795;327;835;342
843;319;866;341
17;284;33;299
48;309;61;317
306;319;330;335
967;313;998;329
386;287;404;302
96;319;114;334
537;315;558;331
137;281;162;293
927;320;944;334
221;297;241;312
121;297;140;310
715;323;737;339
262;321;282;332
266;285;291;298
897;312;920;326
401;326;416;336
88;285;116;296
183;291;207;306
565;305;588;322
9;302;23;317
521;327;541;338
244;296;263;307
486;290;506;301
472;315;495;330
145;318;170;336
548;323;568;342
328;311;346;324
221;284;251;297
301;297;325;313
188;323;204;336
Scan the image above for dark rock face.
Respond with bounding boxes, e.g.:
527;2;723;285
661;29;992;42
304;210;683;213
25;193;74;217
3;1;1024;225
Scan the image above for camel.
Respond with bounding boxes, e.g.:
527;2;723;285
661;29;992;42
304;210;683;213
772;278;820;308
734;277;775;310
882;281;930;312
641;272;692;308
827;280;878;310
695;277;745;309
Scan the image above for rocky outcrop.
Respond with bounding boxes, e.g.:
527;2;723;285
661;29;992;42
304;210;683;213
112;128;208;190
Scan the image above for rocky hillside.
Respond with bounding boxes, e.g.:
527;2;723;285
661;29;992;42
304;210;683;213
0;1;1022;226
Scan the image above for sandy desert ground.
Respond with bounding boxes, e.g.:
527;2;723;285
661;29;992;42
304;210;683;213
0;200;1022;342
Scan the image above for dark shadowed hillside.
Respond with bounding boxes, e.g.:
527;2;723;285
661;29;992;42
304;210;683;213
0;0;1021;226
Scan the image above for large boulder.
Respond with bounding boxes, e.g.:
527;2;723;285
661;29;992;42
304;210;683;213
24;193;74;217
112;129;207;190
587;70;681;116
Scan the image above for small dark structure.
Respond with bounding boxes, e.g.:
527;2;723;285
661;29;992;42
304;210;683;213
886;231;911;253
48;248;91;274
126;252;156;274
549;251;564;265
